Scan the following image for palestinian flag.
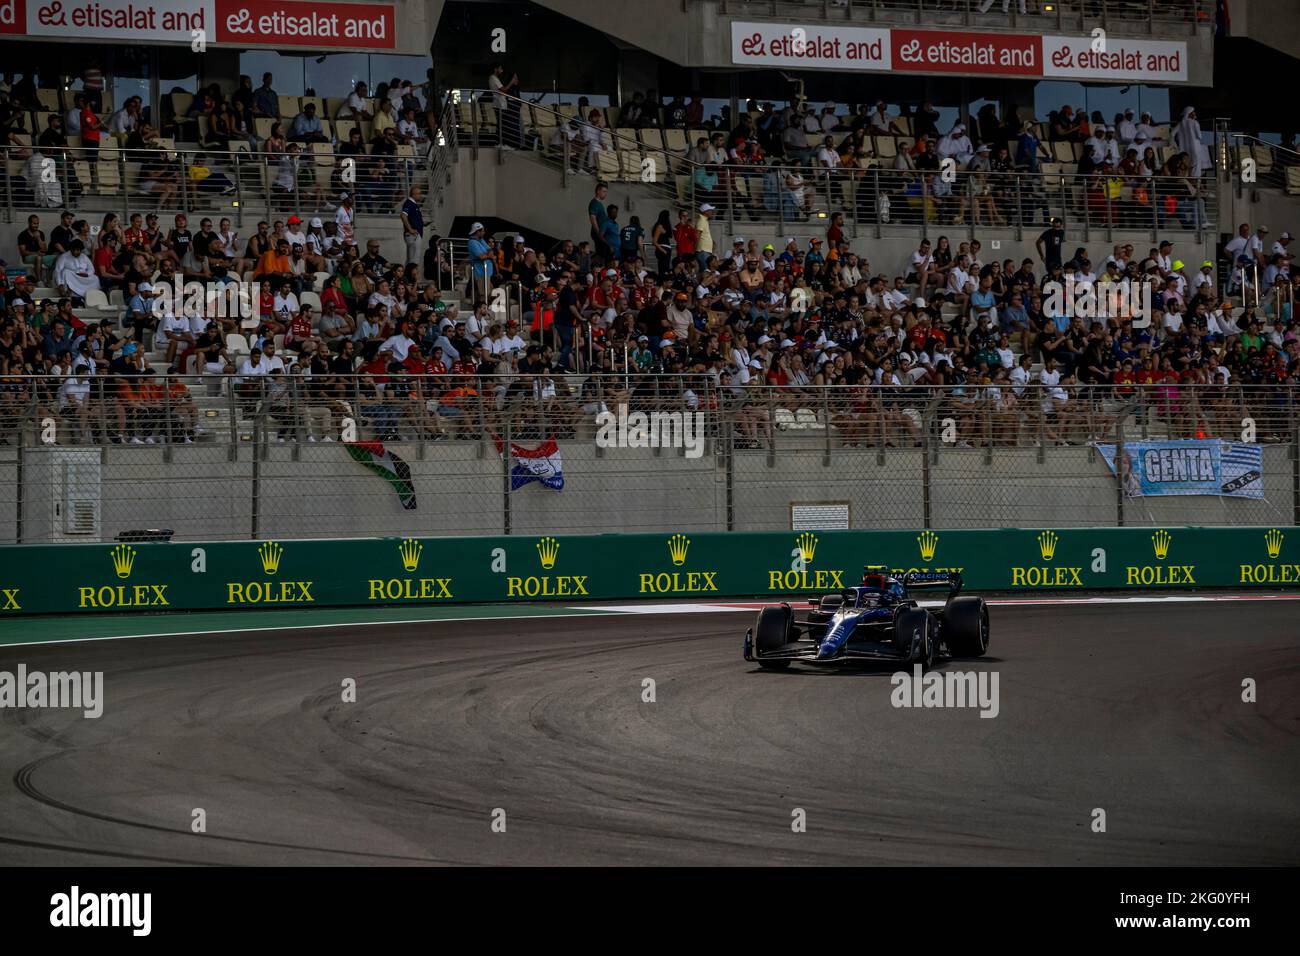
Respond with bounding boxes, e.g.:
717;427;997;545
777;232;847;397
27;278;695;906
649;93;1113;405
346;441;417;509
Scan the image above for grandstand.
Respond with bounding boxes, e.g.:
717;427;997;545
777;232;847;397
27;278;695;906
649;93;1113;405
2;0;1299;543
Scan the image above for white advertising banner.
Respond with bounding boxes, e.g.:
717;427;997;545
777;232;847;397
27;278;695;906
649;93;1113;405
1041;34;1189;83
730;21;891;71
28;0;213;42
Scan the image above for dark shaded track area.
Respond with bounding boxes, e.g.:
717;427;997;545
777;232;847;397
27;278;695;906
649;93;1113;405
0;602;1296;865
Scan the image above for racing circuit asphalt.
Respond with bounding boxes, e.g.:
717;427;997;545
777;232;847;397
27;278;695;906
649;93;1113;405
0;601;1296;866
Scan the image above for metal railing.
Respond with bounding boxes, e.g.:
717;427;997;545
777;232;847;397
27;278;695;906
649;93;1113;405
444;89;1216;243
704;0;1211;35
1223;132;1300;196
3;375;1295;449
2;376;1293;542
1;140;436;227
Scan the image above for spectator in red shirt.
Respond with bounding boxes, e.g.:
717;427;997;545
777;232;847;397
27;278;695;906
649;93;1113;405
672;209;697;266
826;212;845;248
284;305;315;352
80;101;103;169
319;275;347;314
1112;359;1136;397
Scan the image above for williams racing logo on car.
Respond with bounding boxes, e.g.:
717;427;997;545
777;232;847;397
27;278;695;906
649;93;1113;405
1124;529;1196;586
638;535;719;594
765;533;845;592
78;544;170;609
883;530;963;578
1009;530;1086;588
1240;528;1300;585
226;541;315;605
505;537;589;598
367;538;454;602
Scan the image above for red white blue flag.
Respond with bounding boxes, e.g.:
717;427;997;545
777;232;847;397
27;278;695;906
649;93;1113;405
493;436;565;491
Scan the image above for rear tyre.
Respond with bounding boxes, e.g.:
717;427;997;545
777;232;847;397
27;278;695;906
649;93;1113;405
754;605;793;670
944;596;990;657
895;608;933;670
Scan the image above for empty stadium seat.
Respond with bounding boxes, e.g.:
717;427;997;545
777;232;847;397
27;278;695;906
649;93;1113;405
595;150;621;180
1286;166;1300;196
84;289;110;310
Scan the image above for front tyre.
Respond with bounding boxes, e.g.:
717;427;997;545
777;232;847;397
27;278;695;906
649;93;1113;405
943;596;990;657
754;604;793;670
895;608;933;670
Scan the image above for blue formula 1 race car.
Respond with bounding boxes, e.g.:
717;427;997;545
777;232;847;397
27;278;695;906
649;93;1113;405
743;566;990;670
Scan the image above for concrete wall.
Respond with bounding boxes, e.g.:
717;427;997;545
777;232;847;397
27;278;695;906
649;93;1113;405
1229;0;1300;62
8;438;1285;544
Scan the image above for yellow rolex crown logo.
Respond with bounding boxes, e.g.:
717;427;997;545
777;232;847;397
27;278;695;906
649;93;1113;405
917;530;939;563
796;532;818;563
667;534;690;566
1151;529;1171;561
536;536;560;570
399;538;423;572
259;541;284;575
1037;530;1059;562
1265;528;1284;560
110;544;136;579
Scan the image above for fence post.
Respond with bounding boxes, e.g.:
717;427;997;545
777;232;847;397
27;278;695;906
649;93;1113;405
233;151;245;229
921;403;932;530
250;398;261;540
502;414;512;535
765;386;776;466
1151;176;1160;240
1115;414;1127;527
724;405;735;531
118;150;129;224
226;376;239;461
1293;392;1299;528
873;165;882;240
1015;172;1024;241
822;387;831;467
163;377;173;462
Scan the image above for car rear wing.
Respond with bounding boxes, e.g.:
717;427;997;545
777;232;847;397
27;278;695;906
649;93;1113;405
902;570;964;600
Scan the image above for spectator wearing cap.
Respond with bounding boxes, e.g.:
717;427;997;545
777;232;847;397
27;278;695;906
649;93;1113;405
284;215;309;254
695;203;715;271
333;191;355;246
123;280;160;343
805;237;825;267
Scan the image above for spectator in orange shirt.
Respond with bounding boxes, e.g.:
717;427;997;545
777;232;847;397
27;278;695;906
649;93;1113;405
255;239;292;283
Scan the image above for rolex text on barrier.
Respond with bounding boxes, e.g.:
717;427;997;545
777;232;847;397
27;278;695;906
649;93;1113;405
0;528;1296;615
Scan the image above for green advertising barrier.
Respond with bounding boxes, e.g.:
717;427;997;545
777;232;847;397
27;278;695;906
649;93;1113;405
0;526;1297;616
